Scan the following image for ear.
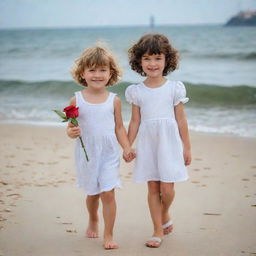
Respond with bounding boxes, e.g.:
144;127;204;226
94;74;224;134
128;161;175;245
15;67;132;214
80;71;85;79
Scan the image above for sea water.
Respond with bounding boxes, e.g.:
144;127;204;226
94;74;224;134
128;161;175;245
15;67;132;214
0;25;255;137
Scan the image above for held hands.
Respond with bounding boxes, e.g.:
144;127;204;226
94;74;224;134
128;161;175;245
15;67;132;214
123;148;136;163
67;122;81;138
183;148;192;166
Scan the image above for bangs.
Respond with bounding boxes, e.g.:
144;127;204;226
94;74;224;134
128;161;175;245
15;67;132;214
140;37;163;56
83;48;110;68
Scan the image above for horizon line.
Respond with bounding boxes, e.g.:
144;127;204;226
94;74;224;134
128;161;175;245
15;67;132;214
0;23;225;31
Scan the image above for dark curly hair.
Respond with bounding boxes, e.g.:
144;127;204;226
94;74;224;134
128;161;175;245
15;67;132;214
128;34;179;76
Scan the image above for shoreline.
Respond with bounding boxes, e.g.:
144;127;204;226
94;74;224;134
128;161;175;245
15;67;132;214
0;124;255;255
1;121;256;140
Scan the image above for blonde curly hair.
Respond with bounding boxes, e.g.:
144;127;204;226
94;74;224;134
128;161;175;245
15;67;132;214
71;46;122;87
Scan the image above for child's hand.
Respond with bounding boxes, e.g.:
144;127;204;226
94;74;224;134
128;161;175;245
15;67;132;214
66;122;81;139
183;148;192;166
123;148;136;162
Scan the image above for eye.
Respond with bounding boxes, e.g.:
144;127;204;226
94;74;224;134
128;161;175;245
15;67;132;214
155;55;163;59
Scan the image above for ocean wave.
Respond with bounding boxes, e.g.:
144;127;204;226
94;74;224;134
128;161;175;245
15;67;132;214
1;79;256;106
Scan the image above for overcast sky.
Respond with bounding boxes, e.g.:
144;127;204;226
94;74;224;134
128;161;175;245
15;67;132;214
1;0;256;29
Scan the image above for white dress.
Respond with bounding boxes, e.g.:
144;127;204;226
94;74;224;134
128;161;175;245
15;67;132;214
74;91;121;195
125;80;189;183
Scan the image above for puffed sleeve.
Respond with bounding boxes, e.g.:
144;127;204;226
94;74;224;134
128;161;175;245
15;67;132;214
173;81;189;106
125;85;139;106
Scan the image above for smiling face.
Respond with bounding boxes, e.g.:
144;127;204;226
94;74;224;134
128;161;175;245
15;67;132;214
141;53;165;78
82;65;111;90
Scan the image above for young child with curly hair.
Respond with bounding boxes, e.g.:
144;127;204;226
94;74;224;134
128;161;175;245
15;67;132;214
68;45;134;249
125;34;191;248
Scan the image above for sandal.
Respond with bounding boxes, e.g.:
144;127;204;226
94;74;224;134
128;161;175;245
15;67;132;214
145;237;163;248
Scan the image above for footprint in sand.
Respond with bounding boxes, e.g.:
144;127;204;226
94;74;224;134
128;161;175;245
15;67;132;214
6;155;15;158
195;158;202;161
203;167;211;170
193;168;200;171
56;180;66;184
6;193;22;199
6;165;15;168
0;216;7;221
203;213;222;216
3;208;11;213
66;229;77;233
191;181;200;184
242;178;250;181
232;154;239;158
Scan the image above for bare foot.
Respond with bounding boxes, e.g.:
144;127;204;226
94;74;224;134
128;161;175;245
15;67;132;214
85;221;99;238
104;236;119;250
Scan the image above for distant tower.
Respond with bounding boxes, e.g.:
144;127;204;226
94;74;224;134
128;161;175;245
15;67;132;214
150;15;155;30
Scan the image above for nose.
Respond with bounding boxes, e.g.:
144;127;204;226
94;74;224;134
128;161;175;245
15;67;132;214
148;59;156;66
94;70;101;76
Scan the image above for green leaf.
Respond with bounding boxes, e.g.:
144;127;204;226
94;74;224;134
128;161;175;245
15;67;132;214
53;110;67;119
71;118;78;127
62;119;68;122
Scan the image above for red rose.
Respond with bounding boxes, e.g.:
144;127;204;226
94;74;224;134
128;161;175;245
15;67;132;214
63;105;79;119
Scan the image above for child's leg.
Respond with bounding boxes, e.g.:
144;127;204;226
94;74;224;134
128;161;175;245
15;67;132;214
160;182;175;234
86;194;100;238
100;189;118;249
147;181;163;246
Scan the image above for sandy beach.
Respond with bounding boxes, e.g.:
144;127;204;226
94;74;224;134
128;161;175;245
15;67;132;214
0;124;255;256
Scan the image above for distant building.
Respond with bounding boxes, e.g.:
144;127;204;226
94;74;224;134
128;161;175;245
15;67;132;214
225;10;256;26
150;15;155;30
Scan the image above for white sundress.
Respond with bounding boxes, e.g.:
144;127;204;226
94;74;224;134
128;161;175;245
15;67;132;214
125;80;189;183
74;91;121;195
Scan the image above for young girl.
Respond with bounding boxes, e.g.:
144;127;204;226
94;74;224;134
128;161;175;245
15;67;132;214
125;34;192;248
67;46;134;249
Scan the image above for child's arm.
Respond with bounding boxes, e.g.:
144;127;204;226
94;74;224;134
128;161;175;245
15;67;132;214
66;96;81;139
128;104;141;146
114;96;135;161
174;103;192;166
